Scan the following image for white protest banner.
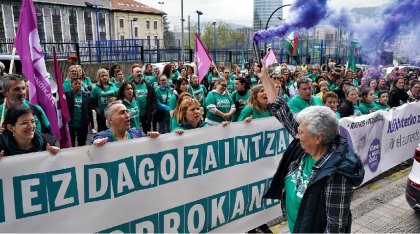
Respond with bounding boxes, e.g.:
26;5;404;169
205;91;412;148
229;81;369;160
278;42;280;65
0;117;290;232
339;102;420;184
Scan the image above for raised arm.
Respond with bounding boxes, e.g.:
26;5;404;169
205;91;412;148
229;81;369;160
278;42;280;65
256;61;298;137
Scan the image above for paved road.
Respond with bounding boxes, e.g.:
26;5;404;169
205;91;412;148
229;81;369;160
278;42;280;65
270;161;420;233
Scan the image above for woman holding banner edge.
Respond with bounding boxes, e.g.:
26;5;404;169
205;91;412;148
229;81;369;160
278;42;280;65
257;61;365;233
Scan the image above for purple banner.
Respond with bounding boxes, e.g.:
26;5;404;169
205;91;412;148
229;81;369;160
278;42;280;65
194;33;212;84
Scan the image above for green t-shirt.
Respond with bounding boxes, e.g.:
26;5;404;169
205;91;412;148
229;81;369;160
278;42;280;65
111;79;123;89
353;104;362;116
171;70;180;81
90;85;118;112
287;95;323;113
0;101;50;133
238;105;271;121
230;90;250;122
359;101;377;115
188;85;207;107
63;78;72;92
133;82;148;117
123;99;141;129
70;93;82;128
285;154;317;233
374;102;390;111
126;74;134;82
207;74;220;84
82;77;93;90
169;92;178;110
249;75;258;87
147;76;159;88
205;91;234;123
227;77;235;94
155;87;173;121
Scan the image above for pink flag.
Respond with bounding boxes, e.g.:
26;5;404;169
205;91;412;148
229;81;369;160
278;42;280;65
53;47;72;148
263;49;279;67
14;0;60;139
194;33;212;84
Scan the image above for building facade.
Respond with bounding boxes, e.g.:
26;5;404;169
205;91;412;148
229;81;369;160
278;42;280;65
0;0;164;43
253;0;284;32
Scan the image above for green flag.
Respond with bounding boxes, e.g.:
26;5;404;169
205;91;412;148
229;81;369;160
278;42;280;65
284;32;300;64
241;50;245;70
346;41;356;72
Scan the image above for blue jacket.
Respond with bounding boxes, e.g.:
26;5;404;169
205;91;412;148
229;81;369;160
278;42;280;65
90;128;146;144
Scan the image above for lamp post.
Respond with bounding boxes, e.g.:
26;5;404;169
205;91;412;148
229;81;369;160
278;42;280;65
188;15;191;50
212;21;216;61
264;4;291;52
158;2;164;40
85;1;102;62
196;10;203;36
130;18;138;39
158;1;164;11
181;0;184;59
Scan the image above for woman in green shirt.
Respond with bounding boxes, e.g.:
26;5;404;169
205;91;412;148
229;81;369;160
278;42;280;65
90;68;118;132
231;77;250;122
111;69;124;89
117;82;141;130
238;84;271;122
144;63;158;88
205;78;236;126
154;75;173;134
207;66;221;90
375;90;391;111
169;78;189;113
77;65;93;93
172;98;208;135
359;88;378;115
63;65;79;92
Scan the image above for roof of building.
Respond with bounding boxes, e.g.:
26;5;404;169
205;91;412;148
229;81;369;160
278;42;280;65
111;0;166;15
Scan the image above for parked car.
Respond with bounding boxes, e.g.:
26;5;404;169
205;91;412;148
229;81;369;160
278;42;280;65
406;143;420;212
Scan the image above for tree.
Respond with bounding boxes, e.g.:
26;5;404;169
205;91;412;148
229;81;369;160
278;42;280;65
163;15;177;49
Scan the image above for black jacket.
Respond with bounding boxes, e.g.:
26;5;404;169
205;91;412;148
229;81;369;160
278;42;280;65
133;79;157;123
388;88;409;107
338;99;354;118
65;90;93;128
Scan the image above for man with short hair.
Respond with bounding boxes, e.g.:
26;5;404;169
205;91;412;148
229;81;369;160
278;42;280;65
90;101;159;145
0;74;51;134
65;78;93;147
287;77;323;113
132;67;156;133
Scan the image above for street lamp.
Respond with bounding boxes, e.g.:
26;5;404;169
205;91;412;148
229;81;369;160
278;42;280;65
181;0;184;59
130;18;138;39
264;4;291;52
85;1;102;62
196;10;203;36
212;21;216;61
158;1;164;11
158;2;164;39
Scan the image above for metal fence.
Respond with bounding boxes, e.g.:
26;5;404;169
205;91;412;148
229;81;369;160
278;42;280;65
0;38;353;65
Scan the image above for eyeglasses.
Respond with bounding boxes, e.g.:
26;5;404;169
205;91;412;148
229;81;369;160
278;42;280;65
16;119;38;127
224;72;230;74
273;77;280;80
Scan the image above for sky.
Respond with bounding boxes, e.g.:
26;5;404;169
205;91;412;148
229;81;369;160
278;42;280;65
139;0;391;30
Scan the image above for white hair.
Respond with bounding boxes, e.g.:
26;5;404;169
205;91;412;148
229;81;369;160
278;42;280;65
296;106;338;144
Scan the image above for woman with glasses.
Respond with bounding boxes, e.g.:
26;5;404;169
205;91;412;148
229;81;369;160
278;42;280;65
0;106;59;157
204;78;236;125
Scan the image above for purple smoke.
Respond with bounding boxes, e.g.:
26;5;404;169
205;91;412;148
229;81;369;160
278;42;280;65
327;8;353;29
253;0;329;42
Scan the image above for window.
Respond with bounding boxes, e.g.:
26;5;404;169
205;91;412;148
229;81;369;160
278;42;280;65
51;8;62;42
154;36;158;46
134;27;138;37
98;12;106;40
119;18;124;28
69;10;78;42
0;6;6;38
120;35;125;40
154;21;157;30
84;12;93;41
12;5;20;34
147;35;150;45
146;20;150;29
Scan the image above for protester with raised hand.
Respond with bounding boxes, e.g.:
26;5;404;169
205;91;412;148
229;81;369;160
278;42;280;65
0;106;59;157
90;101;159;146
90;68;118;132
205;78;236;125
256;60;364;233
65;78;93;147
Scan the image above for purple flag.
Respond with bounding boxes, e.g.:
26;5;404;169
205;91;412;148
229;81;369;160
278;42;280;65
263;49;279;67
14;0;60;139
194;33;212;84
53;47;72;148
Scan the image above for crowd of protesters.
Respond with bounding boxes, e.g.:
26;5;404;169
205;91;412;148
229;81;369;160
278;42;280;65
0;58;419;155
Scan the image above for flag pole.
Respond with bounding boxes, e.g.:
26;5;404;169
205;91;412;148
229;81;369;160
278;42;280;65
8;48;16;74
